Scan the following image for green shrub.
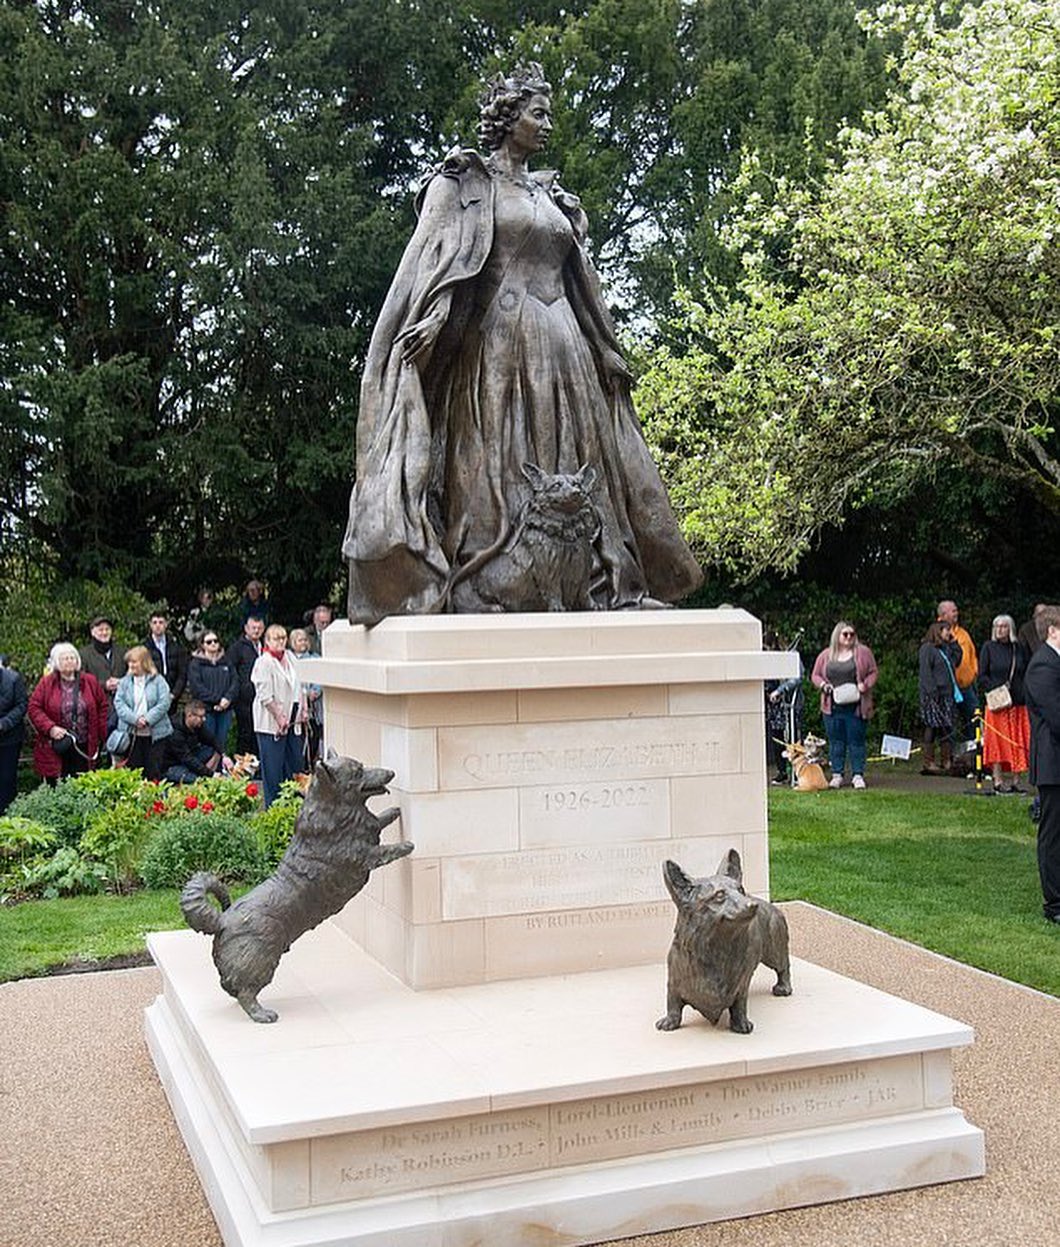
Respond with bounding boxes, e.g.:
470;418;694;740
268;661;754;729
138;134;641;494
0;815;59;898
71;767;156;810
140;813;268;889
20;847;109;899
8;782;104;848
250;782;303;867
80;802;153;891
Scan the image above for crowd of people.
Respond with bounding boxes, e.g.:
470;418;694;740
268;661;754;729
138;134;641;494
0;587;336;812
764;599;1051;794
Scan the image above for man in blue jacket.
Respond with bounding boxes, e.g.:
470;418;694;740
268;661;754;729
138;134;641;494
1024;604;1060;924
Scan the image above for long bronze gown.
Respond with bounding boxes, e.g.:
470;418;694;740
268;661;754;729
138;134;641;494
344;150;702;625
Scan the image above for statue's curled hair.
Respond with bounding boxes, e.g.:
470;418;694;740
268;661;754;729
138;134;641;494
478;62;551;151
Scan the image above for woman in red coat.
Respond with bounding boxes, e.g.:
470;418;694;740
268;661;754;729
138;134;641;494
28;642;109;783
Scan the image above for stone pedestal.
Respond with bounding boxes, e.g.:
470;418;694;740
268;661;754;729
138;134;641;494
145;611;984;1247
315;611;786;988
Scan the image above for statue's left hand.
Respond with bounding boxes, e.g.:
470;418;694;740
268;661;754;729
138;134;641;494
396;307;447;367
600;347;633;392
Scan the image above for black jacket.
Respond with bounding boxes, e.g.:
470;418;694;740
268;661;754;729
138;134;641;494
1024;643;1060;787
918;643;953;700
979;639;1026;705
226;636;262;705
163;714;223;776
187;654;240;708
0;666;28;745
144;635;188;702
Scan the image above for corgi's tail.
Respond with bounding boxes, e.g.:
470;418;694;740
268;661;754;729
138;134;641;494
180;871;230;935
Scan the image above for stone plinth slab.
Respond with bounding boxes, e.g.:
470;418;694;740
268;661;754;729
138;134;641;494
145;922;983;1247
308;611;796;988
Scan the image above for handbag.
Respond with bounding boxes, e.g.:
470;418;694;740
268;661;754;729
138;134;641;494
106;726;133;756
832;682;860;706
985;650;1017;712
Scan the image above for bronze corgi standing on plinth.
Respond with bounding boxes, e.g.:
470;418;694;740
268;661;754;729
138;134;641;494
656;850;792;1035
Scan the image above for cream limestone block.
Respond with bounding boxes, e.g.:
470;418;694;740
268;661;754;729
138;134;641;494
737;832;771;900
331;892;366;947
382;856;441;925
380;724;438;792
407;919;486;988
440;836;732;921
545;1055;924;1170
922;1050;954;1108
518;778;670;848
394;787;519;857
363;896;408;979
671;774;767;838
668;681;764;716
438;715;742;792
482;903;673;981
265;1141;310;1211
309;1106;551;1202
741;712;767;775
334;689;519;727
325;705;382;767
517;685;667;723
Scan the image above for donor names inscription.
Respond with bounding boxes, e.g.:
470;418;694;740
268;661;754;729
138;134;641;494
308;1055;924;1204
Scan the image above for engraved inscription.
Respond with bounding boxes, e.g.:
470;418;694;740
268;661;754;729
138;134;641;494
311;1108;549;1202
520;778;670;848
438;716;742;791
522;902;670;931
445;847;658;917
441;840;727;920
548;1056;921;1166
307;1055;925;1208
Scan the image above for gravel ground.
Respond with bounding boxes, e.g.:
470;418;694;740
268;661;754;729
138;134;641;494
2;901;1058;1247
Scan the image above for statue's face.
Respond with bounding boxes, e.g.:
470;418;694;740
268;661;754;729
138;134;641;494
508;92;552;155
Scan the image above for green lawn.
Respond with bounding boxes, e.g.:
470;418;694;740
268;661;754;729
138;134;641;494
769;785;1059;996
1;786;1056;995
0;889;186;983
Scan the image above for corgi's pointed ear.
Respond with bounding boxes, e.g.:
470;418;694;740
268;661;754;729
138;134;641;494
718;849;743;883
663;859;696;907
521;462;548;490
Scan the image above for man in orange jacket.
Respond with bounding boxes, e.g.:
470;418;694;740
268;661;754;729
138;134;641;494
938;600;979;765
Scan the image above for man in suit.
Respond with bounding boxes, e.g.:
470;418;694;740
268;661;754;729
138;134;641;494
1024;604;1060;924
0;658;28;813
144;611;188;704
227;615;265;756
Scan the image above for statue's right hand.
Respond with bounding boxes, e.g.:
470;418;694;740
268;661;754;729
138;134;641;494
396;308;445;366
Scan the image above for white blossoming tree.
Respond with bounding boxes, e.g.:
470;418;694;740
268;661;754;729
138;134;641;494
638;0;1060;575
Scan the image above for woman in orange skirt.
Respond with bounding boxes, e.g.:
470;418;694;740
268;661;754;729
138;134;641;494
980;614;1031;793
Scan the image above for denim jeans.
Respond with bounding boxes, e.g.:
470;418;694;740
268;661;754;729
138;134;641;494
825;704;867;777
205;707;234;754
256;729;305;807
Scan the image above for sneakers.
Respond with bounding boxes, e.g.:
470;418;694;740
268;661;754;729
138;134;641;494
829;775;843;789
852;774;866;790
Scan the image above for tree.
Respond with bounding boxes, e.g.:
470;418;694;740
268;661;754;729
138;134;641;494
511;0;890;317
0;0;509;613
637;0;1060;578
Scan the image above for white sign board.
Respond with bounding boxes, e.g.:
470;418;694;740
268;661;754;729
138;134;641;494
880;735;913;760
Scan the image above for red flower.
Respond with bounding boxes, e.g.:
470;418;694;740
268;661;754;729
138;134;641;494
184;795;199;810
202;801;214;812
152;801;166;815
245;783;259;798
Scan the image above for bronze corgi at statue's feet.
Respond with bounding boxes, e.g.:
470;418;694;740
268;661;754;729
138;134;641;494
656;850;792;1035
180;750;412;1023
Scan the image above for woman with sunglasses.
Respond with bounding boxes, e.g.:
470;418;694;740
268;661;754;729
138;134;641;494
187;632;239;752
811;621;879;789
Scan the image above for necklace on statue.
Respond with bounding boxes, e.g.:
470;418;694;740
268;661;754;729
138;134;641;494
487;157;538;197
